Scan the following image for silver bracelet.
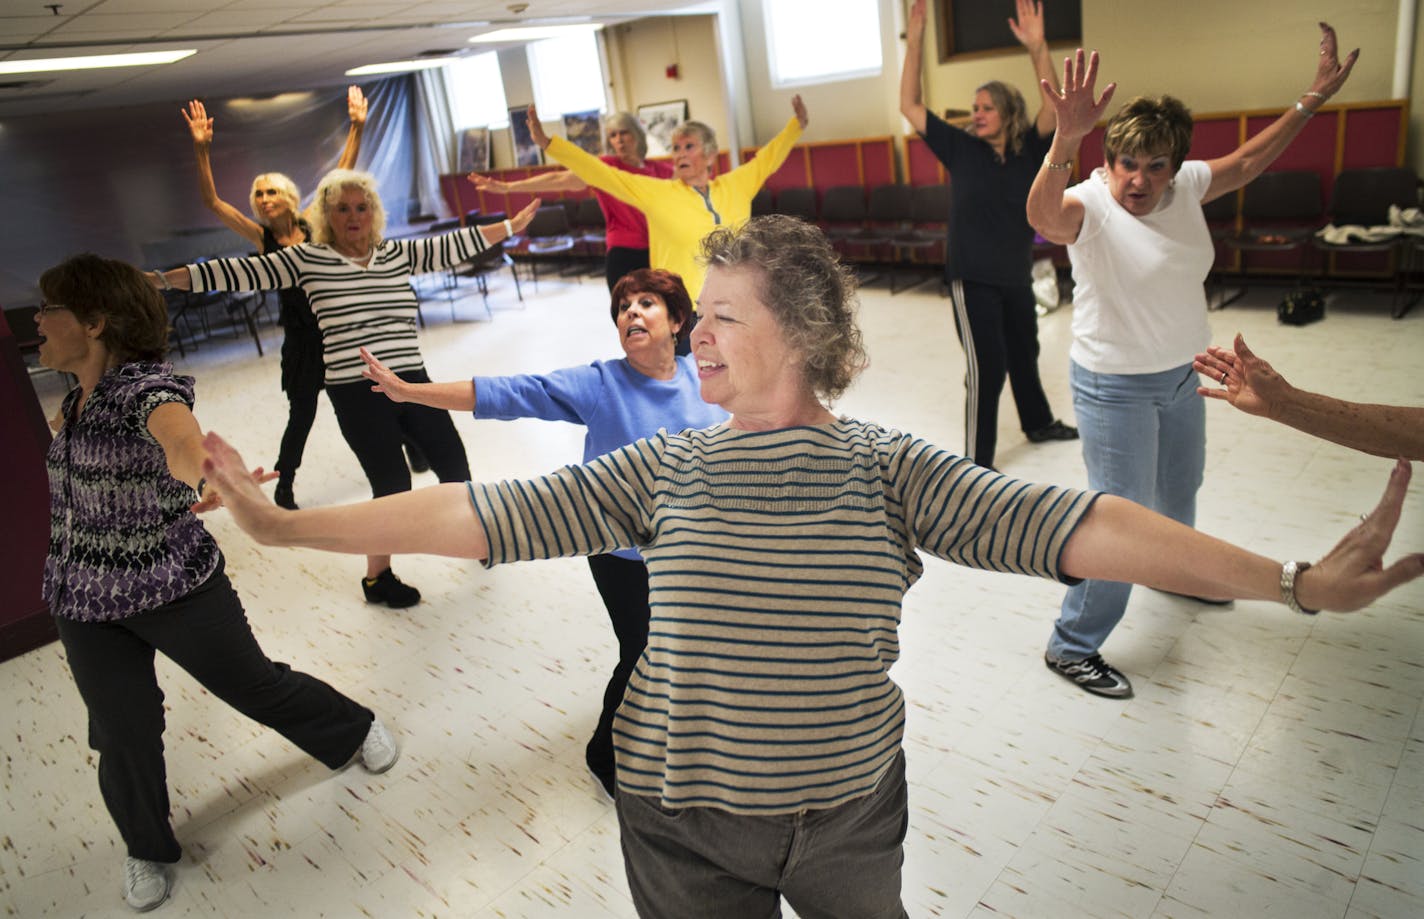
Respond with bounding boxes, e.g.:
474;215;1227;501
1042;155;1073;172
1302;91;1326;100
503;218;514;237
1280;560;1319;614
1294;101;1315;119
154;270;172;290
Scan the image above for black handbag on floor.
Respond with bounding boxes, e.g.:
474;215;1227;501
1277;286;1325;325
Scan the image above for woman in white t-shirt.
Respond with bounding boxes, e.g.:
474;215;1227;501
1025;30;1357;699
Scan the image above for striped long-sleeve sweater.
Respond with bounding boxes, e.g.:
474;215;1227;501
467;419;1098;813
187;228;490;384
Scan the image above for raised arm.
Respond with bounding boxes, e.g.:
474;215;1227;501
1009;0;1060;137
182;100;264;249
1194;333;1424;460
899;0;930;134
1061;460;1422;613
203;432;489;559
335;84;368;171
533;104;665;208
1025;49;1116;244
360;346;476;411
1202;23;1356;203
468;170;588;195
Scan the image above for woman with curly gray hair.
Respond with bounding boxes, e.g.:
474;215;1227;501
201;215;1420;918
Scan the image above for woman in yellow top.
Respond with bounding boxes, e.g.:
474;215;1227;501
524;97;808;304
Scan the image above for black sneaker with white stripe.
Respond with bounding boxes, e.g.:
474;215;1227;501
1045;653;1133;698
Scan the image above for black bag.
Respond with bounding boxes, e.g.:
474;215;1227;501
1277;286;1325;325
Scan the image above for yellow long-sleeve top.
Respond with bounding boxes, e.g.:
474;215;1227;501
546;116;804;300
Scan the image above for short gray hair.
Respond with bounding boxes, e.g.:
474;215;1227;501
311;169;386;247
671;120;717;159
602;111;648;160
699;215;867;402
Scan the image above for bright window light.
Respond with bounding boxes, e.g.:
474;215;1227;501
347;58;457;76
527;31;606;118
0;49;195;74
469;24;599;43
766;0;882;88
447;52;511;130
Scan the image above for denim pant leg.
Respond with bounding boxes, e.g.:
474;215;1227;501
1154;367;1206;528
1049;362;1197;661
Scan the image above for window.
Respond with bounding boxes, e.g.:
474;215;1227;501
766;0;883;88
527;30;607;117
447;52;510;129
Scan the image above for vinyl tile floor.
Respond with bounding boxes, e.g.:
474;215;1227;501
5;272;1422;918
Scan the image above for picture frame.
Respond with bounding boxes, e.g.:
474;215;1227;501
457;126;491;174
562;109;604;156
636;99;688;158
508;106;543;167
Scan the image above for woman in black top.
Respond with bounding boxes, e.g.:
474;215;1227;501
182;87;369;510
900;0;1076;470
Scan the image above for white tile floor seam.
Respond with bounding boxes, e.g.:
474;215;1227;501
5;272;1422;918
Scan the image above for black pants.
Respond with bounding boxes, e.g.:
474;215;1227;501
584;554;652;787
605;246;651;291
325;369;471;498
56;560;373;863
274;377;321;477
949;279;1055;468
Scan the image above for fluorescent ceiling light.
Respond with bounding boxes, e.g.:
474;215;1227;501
346;58;458;76
0;50;196;74
469;24;602;43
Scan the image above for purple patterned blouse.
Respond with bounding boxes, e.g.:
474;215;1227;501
43;363;220;622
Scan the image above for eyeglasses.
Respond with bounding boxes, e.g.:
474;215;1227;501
37;301;72;318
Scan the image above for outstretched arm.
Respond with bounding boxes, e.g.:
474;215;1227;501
1194;334;1424;460
1202;23;1356;203
183;100;264;249
468;170;588;194
1009;0;1060;137
336;84;368;170
899;0;930;135
1025;49;1116;244
202;432;490;559
1062;460;1423;612
361;346;477;411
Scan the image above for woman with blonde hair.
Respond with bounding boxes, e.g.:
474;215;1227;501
901;0;1077;472
182;86;367;510
149;170;539;608
468;111;673;290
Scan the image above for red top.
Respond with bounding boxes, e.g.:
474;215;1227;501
595;155;674;250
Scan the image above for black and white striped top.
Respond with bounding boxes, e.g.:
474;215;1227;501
468;419;1097;813
187;228;490;384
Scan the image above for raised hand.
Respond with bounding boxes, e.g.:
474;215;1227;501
507;196;542;234
1043;49;1116;142
792;94;808;128
525;104;550;149
907;0;927;43
467;173;509;194
360;346;409;402
1008;0;1046;53
1299;460;1424;612
1193;333;1287;418
183;100;213;145
1307;22;1358;103
348;84;368;125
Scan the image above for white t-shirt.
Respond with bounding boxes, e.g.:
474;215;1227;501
1065;160;1215;375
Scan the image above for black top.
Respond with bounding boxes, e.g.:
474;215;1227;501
922;111;1052;286
262;219;324;394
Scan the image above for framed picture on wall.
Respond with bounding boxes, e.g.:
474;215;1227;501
637;99;688;157
563;110;604;156
508;106;543;166
457;127;491;174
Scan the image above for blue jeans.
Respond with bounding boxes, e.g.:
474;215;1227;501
1047;361;1205;661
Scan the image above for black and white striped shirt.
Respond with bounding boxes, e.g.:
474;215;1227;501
187;228;490;384
468;419;1097;813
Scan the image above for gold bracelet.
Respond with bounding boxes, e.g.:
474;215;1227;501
1042;156;1073;172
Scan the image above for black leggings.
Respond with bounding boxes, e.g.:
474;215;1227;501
605;246;651;291
584;554;652;786
57;560;373;863
274;378;321;476
324;369;470;498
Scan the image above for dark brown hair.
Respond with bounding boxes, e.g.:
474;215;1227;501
609;268;694;345
39;254;169;361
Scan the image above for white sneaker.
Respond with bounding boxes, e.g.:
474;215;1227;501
123;857;171;912
359;719;399;774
